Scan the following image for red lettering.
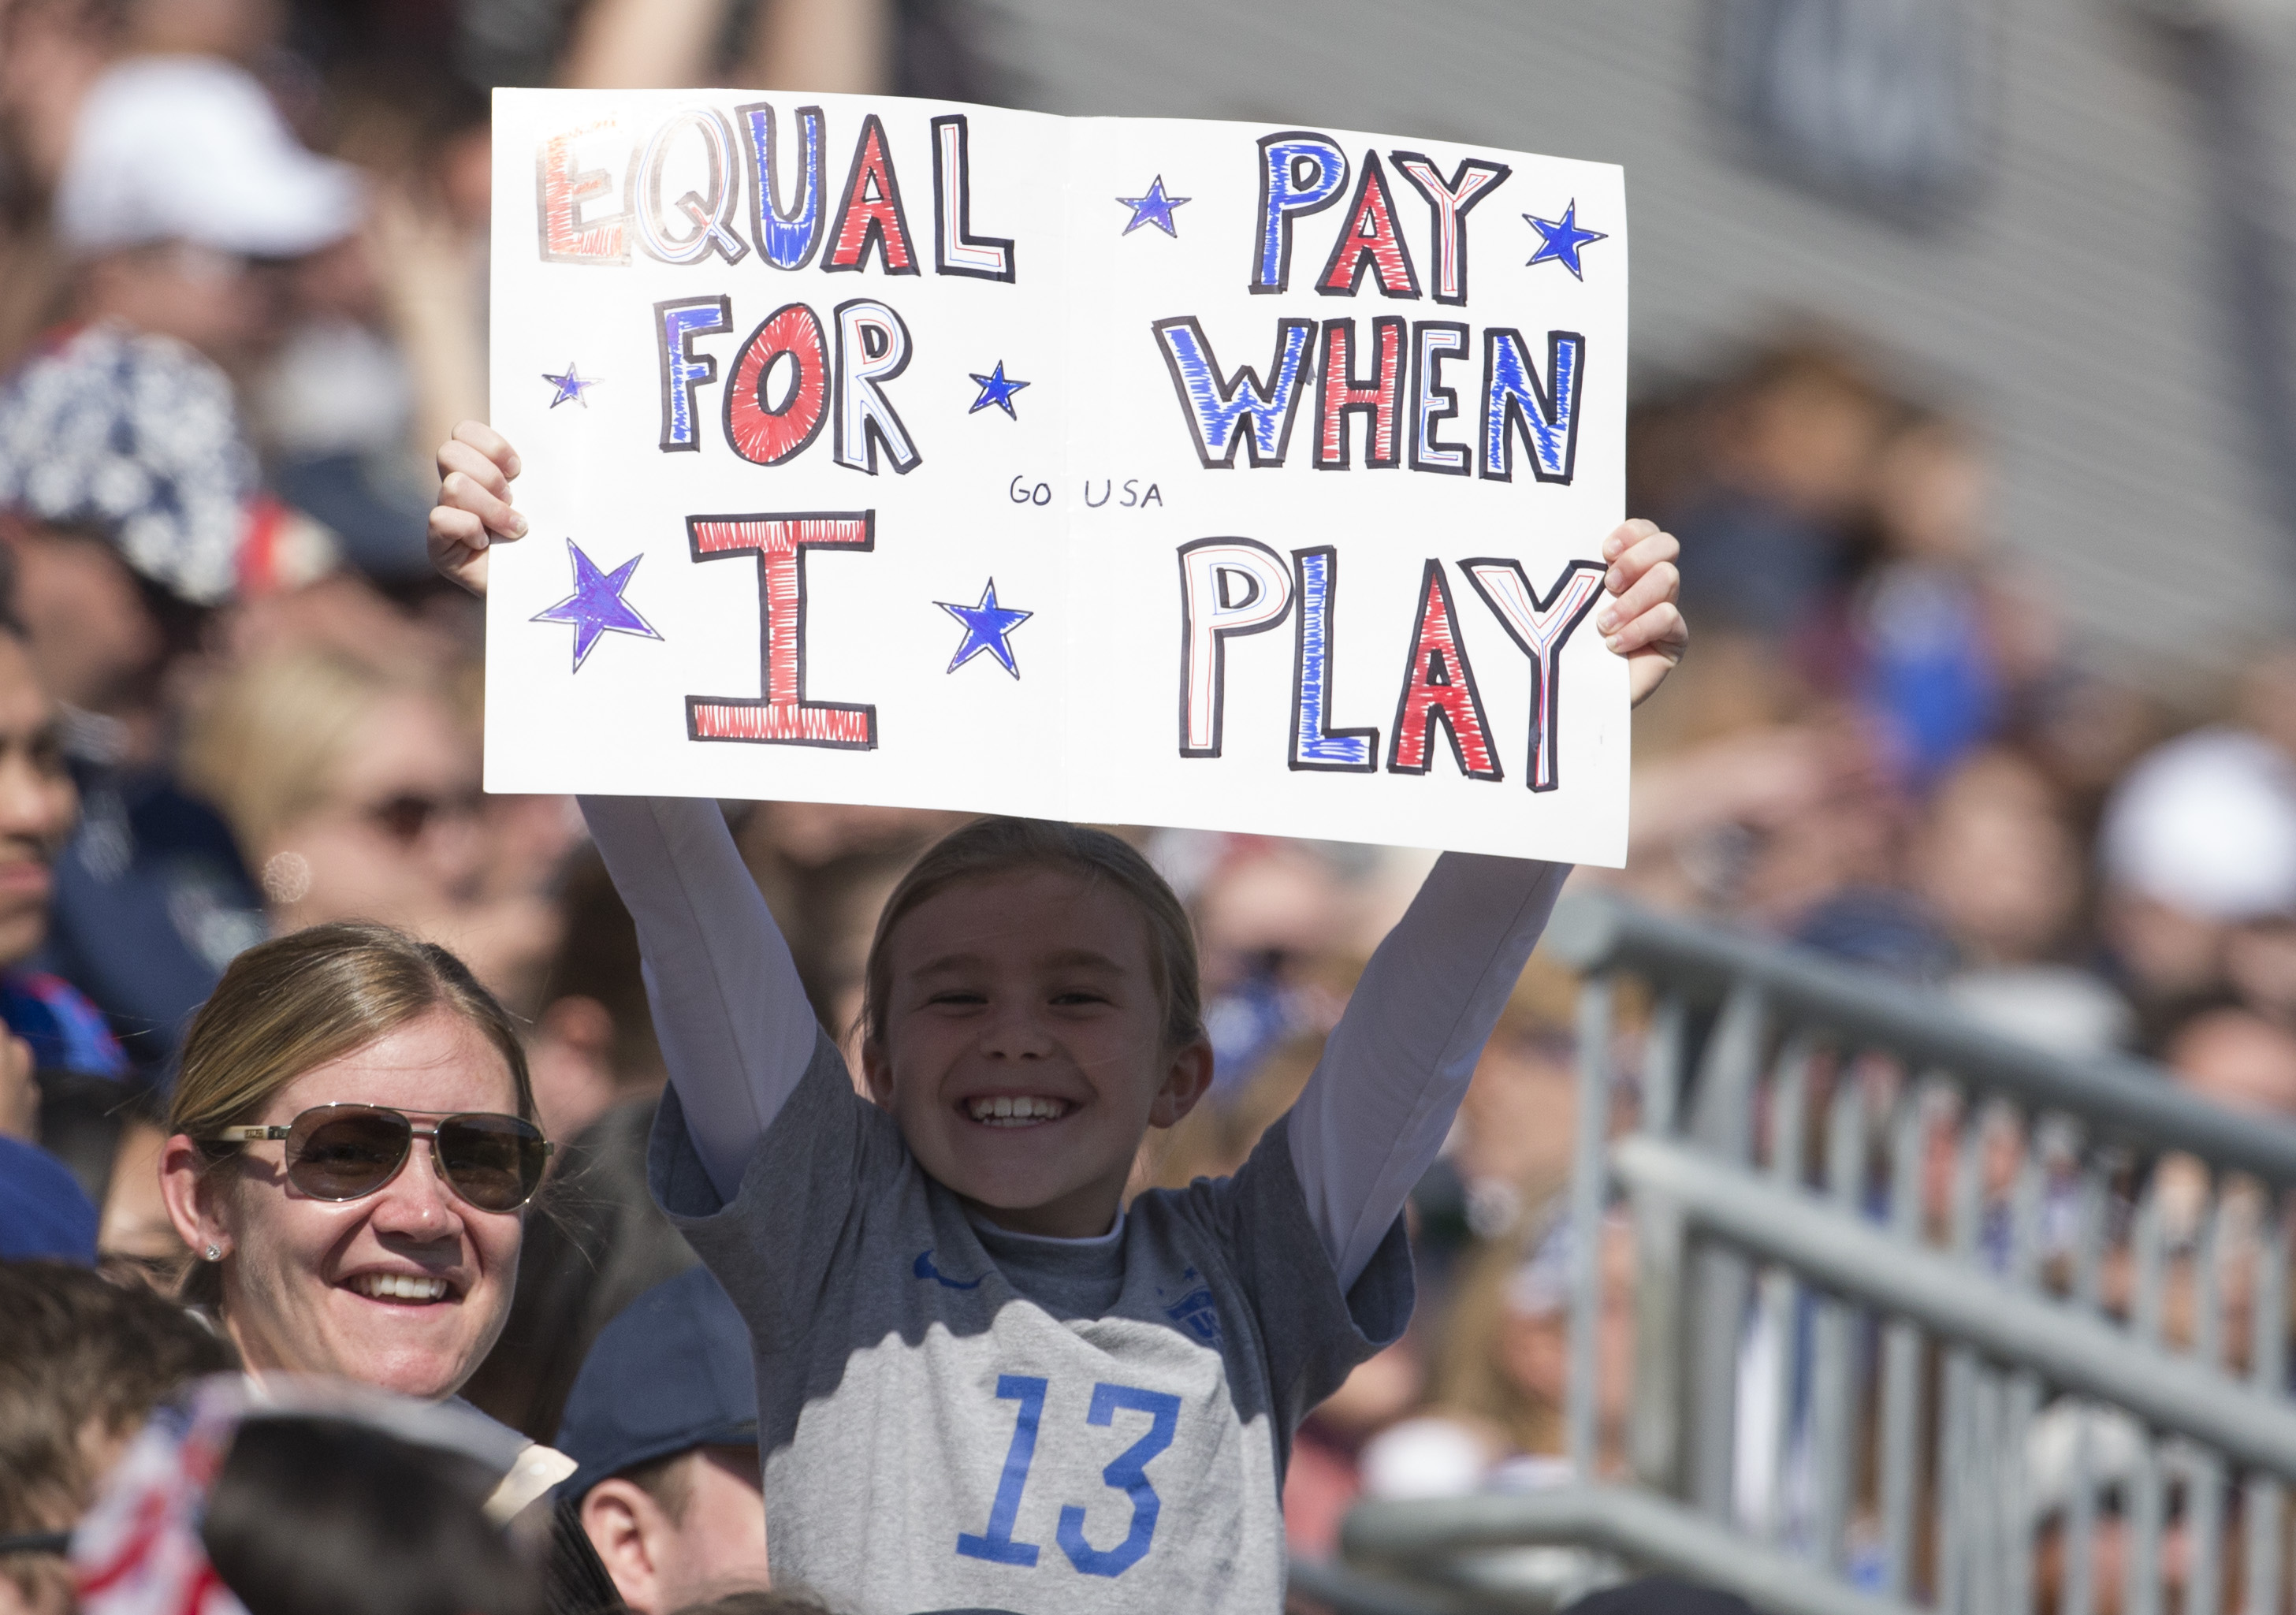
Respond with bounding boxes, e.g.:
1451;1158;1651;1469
687;514;876;749
1315;154;1420;300
724;304;831;466
824;115;918;275
538;121;625;265
1386;560;1499;780
1315;317;1403;469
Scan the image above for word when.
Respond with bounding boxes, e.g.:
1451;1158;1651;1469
1157;315;1583;483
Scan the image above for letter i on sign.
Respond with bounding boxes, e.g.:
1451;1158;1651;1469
684;514;877;748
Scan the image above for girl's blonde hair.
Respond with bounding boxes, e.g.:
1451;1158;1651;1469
165;921;535;1309
861;817;1204;1054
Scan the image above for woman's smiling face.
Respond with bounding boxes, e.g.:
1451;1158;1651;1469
181;1008;527;1400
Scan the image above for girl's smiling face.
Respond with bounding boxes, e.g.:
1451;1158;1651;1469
863;868;1213;1238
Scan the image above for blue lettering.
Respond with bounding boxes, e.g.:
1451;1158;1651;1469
739;102;824;270
1482;327;1585;485
653;296;730;452
956;1375;1048;1567
1055;1383;1181;1578
1289;547;1376;772
1251;132;1348;293
1152;317;1315;470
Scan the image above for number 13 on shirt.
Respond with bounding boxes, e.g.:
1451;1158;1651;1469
955;1375;1183;1579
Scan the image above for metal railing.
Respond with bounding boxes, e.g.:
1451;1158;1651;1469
1339;893;2296;1615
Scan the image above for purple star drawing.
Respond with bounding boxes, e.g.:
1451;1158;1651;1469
532;540;661;672
1116;176;1189;237
968;362;1029;419
542;363;599;407
936;580;1033;677
1523;201;1606;280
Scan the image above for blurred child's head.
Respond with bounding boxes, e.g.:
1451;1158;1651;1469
1915;748;2082;967
859;817;1212;1237
0;1261;236;1615
1873;414;1987;565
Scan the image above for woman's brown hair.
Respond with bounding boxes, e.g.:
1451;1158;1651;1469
166;921;536;1309
860;817;1204;1055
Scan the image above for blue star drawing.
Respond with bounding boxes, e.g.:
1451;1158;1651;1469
531;540;661;672
936;580;1033;678
1116;176;1189;237
541;363;599;407
968;362;1030;419
1523;201;1607;280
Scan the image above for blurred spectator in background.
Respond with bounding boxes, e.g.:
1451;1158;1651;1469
668;1592;835;1615
1921;749;2133;1054
2097;699;2296;1044
182;646;554;1007
0;1259;234;1615
2165;1004;2296;1118
1662;340;1892;646
0;0;113;367
0;1136;98;1262
72;1379;543;1615
1356;1212;1636;1502
735;802;962;1038
0;324;273;1084
0;610;132;1211
52;55;359;373
553;1267;771;1615
1853;415;2003;786
1436;962;1583;1246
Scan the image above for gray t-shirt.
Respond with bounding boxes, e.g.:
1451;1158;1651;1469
650;1032;1413;1615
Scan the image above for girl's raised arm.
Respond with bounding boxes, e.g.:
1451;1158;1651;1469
1287;854;1568;1288
579;795;818;1201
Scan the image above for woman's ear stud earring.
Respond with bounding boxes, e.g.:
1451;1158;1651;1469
204;1245;222;1262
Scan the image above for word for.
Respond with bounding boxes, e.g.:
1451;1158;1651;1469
674;508;1606;789
956;1375;1179;1580
655;296;918;474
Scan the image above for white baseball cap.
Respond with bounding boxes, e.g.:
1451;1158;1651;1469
54;55;363;259
2101;726;2296;921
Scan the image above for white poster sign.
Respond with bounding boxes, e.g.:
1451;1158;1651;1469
485;90;1630;863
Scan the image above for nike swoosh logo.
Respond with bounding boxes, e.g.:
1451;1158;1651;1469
914;1248;984;1289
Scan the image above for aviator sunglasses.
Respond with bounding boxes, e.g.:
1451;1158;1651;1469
210;1105;553;1211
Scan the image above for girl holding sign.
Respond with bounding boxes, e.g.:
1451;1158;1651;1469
433;421;1684;1613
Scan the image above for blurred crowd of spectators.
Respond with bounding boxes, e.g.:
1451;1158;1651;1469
4;0;2295;1611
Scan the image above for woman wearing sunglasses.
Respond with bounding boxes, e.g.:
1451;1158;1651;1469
155;921;553;1404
